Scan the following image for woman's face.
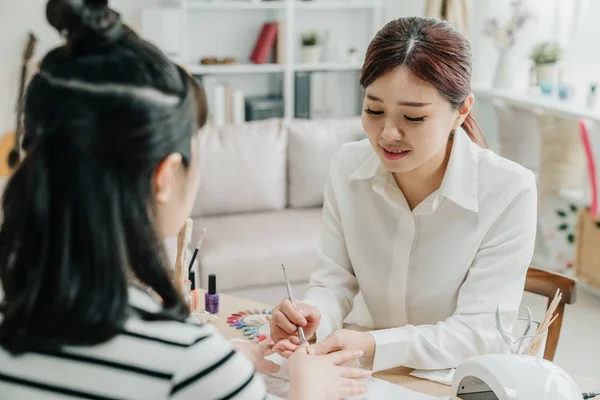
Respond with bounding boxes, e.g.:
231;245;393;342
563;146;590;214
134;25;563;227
361;66;470;175
153;135;200;239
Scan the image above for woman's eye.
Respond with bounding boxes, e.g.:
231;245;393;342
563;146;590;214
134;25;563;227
404;115;426;122
364;108;383;116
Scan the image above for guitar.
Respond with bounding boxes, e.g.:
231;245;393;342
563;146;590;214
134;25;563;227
0;33;37;177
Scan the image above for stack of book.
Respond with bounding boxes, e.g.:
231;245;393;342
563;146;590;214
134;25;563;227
210;83;246;125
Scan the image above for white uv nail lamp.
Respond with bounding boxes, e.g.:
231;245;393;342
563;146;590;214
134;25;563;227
451;354;582;400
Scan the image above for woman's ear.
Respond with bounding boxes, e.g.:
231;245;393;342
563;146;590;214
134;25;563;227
154;153;183;204
452;93;475;129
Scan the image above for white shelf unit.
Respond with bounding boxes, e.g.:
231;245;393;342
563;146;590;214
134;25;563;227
159;0;384;119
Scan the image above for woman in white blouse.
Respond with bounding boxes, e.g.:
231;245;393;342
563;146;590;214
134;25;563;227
0;1;369;399
270;16;537;372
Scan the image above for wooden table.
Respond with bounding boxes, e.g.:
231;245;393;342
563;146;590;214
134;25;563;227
197;291;599;398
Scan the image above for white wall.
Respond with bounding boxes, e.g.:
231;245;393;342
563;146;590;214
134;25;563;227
0;0;423;134
383;0;426;19
0;0;160;135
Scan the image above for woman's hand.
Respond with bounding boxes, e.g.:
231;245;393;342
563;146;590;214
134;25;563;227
270;298;321;345
233;339;280;374
273;329;376;359
287;345;370;400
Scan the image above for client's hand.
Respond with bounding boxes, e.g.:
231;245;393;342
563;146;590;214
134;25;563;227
273;329;376;359
233;339;280;374
287;345;370;400
270;298;321;345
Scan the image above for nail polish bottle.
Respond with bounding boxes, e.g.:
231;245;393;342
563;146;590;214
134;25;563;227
205;274;219;314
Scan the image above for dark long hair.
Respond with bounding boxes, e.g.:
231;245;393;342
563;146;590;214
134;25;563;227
360;17;487;148
0;0;208;355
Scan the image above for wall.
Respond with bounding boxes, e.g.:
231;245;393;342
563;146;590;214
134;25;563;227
0;0;161;135
0;0;423;134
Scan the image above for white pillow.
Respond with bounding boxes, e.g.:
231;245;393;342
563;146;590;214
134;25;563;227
286;117;366;208
192;119;287;216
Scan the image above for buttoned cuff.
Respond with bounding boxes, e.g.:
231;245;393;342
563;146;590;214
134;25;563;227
368;328;411;372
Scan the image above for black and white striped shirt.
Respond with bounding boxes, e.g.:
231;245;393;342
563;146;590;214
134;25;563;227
0;287;266;399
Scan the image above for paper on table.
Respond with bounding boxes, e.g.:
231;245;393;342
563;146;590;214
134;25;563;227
410;368;455;386
232;339;450;398
350;377;451;400
263;352;448;399
263;374;289;399
263;375;448;400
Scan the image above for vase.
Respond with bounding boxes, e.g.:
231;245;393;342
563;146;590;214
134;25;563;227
492;49;515;89
535;64;556;94
301;45;321;63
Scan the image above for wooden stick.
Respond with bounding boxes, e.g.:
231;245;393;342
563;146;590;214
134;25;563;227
522;289;562;356
174;218;194;290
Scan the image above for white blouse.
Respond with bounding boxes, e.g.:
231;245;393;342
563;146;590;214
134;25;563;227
302;127;537;372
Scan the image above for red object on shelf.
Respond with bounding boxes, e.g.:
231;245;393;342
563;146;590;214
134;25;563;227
249;22;278;64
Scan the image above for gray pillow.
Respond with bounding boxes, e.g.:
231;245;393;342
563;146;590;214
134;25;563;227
286;117;366;209
193;118;288;216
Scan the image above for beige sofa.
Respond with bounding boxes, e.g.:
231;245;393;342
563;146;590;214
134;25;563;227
169;117;366;303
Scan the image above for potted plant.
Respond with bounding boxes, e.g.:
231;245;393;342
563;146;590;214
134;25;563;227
301;32;320;63
530;41;561;89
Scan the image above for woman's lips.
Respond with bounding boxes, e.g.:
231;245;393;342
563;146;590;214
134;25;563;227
381;146;411;161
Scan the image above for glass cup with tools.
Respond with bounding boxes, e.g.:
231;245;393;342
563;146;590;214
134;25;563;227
495;306;548;359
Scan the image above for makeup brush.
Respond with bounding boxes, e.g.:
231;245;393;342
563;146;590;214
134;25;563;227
187;228;206;290
174;218;193;289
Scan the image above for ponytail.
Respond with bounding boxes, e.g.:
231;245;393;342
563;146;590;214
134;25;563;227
0;0;206;355
461;113;488;149
0;131;185;355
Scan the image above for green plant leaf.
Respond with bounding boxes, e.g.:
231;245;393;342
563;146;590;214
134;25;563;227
569;204;578;212
530;41;561;65
558;223;569;231
567;233;575;244
557;210;567;218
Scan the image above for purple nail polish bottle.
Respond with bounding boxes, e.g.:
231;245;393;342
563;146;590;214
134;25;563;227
205;274;219;314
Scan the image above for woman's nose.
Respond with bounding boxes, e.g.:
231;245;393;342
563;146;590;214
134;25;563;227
381;120;404;142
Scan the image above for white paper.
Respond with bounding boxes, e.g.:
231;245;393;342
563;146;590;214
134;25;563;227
263;375;448;400
262;374;289;399
349;377;450;400
232;339;449;399
263;351;447;399
410;368;455;386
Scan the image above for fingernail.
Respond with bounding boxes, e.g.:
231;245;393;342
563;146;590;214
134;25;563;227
355;350;364;357
307;347;316;355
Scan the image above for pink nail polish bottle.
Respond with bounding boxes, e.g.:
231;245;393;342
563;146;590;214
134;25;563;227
205;274;219;314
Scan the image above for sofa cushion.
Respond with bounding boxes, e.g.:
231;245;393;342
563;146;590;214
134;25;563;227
192;118;287;217
286;117;366;208
192;208;322;291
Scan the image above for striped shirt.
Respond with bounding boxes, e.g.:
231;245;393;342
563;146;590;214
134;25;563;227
0;286;266;399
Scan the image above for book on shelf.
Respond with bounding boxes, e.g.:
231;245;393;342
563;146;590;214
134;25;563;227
211;83;246;125
212;84;226;125
224;84;233;123
274;22;285;64
249;22;278;64
295;72;311;119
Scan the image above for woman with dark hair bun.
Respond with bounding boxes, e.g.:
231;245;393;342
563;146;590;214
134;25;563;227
271;17;537;372
0;1;370;399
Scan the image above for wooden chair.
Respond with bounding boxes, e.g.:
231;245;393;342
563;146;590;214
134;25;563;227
524;267;577;361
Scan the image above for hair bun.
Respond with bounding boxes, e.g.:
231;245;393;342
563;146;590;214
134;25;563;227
46;0;125;51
